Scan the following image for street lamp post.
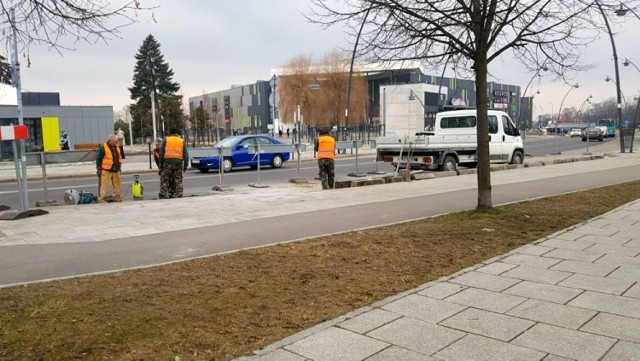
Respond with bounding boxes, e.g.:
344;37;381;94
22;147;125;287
555;84;579;154
518;62;548;141
623;59;640;152
605;75;628;109
595;0;625;152
538;105;544;129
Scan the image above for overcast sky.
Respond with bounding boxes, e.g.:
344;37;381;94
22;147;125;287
12;1;640;121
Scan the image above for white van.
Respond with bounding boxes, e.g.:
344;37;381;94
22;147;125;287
376;109;525;171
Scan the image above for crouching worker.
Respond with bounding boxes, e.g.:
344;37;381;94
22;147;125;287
158;128;189;198
96;134;123;203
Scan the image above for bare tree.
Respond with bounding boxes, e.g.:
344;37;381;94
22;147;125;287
308;0;636;208
279;52;368;131
0;1;152;54
278;55;314;126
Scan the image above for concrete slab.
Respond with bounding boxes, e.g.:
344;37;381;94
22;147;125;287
550;259;618;277
558;273;634;295
444;287;526;313
240;349;307;361
417;282;466;300
380;294;466;323
596;254;640;267
365;346;435;361
366;317;464;356
439;307;534;341
475;262;518;275
516;244;554;256
501;265;572;285
585;243;640;257
507;299;596;329
579;234;631;246
434;334;546;361
503;280;582;304
284;327;388;361
501;254;562;269
624;283;640;299
543;248;604;263
512;323;616;361
568;291;640;318
581;313;640;344
601;340;640;361
542;355;575;361
449;271;521;292
338;308;401;335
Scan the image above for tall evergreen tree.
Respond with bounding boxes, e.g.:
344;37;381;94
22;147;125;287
129;34;182;139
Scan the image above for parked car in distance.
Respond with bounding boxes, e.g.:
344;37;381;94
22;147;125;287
190;135;291;172
581;128;604;142
569;128;583;137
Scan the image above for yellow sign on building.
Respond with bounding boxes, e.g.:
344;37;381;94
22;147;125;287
41;117;61;152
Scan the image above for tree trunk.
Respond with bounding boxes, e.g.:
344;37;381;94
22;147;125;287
475;53;493;209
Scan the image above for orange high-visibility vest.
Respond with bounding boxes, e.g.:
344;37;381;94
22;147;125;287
101;144;122;170
163;136;184;160
316;136;336;160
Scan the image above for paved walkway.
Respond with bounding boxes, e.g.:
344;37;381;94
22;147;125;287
238;199;640;361
2;137;640;360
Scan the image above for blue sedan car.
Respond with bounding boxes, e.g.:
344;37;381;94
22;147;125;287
190;135;291;172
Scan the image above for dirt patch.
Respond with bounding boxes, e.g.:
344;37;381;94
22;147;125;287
1;182;640;360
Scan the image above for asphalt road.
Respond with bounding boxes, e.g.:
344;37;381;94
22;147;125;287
1;161;639;287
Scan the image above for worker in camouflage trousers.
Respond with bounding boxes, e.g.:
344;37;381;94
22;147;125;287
315;128;336;190
158;128;189;198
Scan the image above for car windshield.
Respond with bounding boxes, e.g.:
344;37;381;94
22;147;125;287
214;137;241;148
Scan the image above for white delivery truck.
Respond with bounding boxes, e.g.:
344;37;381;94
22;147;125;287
376;109;525;171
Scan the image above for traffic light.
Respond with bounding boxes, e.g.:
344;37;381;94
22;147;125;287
224;96;231;120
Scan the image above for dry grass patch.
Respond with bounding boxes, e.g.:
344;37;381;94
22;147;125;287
1;181;640;360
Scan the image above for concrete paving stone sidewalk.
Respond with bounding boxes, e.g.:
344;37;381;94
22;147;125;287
237;200;640;361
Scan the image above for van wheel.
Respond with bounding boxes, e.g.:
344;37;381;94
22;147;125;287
440;156;457;172
511;150;524;165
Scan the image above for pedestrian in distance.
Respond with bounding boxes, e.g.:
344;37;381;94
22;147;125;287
286;127;290;138
96;134;123;203
59;130;70;150
315;128;336;190
278;128;283;138
116;127;126;159
158;128;189;199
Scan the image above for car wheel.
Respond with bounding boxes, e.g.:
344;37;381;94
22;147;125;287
511;150;524;165
439;155;457;172
271;154;283;168
198;169;210;173
582;138;586;142
599;136;603;142
222;158;233;172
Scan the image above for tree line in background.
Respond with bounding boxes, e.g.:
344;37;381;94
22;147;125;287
540;97;640;127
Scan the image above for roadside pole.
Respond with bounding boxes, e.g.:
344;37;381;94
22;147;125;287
11;135;24;210
11;8;29;210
